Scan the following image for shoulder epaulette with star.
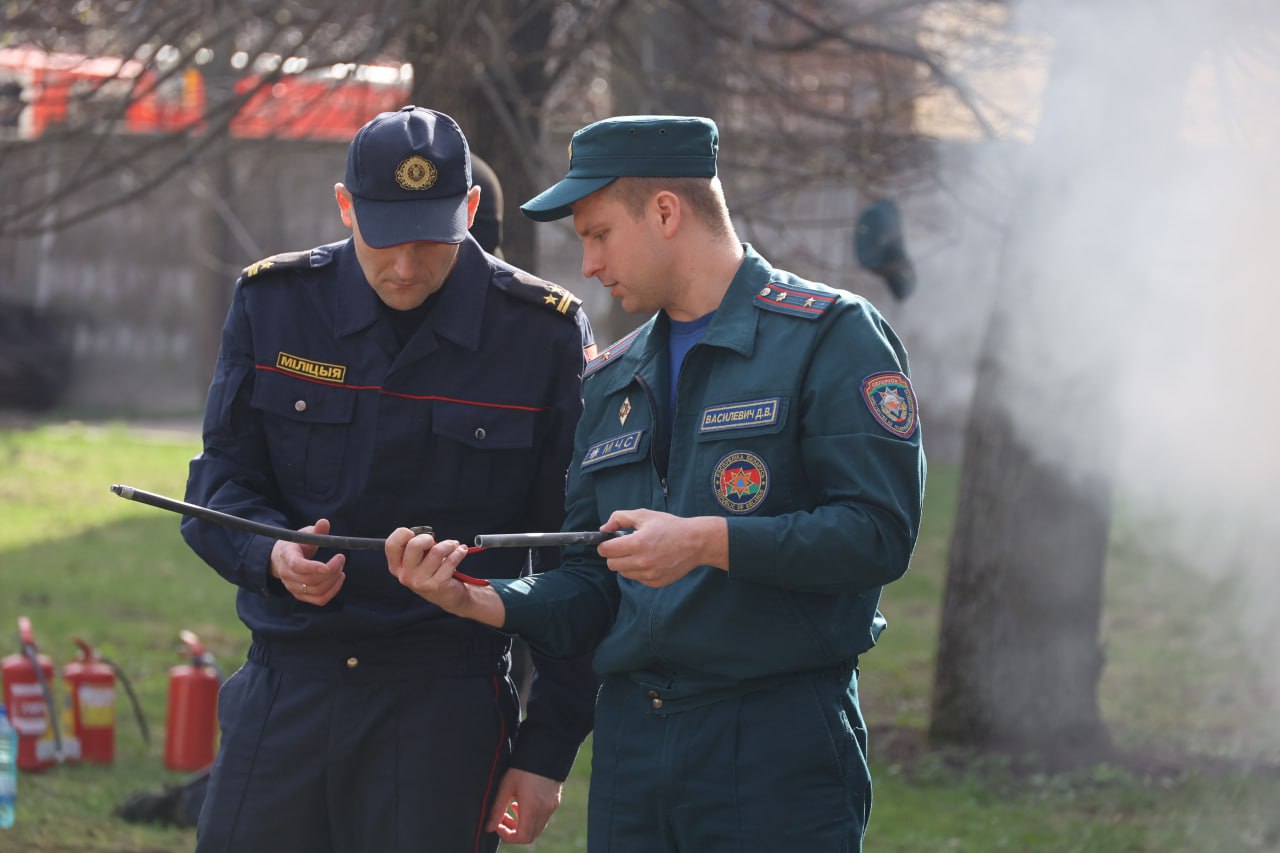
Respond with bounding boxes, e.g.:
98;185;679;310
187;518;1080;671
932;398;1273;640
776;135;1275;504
584;325;644;377
494;270;583;319
240;249;319;281
752;280;838;320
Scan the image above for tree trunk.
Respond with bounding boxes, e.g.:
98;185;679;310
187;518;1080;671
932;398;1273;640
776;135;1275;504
931;340;1116;765
407;1;552;273
929;0;1200;767
196;16;238;391
609;0;723;118
595;0;723;344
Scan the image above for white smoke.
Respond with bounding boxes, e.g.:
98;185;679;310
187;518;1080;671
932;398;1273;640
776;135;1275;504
986;0;1280;756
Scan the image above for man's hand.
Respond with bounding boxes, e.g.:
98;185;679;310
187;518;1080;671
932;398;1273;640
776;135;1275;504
385;527;507;627
486;768;563;845
597;509;728;587
270;518;346;605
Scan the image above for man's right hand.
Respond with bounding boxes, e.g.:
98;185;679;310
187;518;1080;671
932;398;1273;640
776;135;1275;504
385;527;507;628
270;518;346;605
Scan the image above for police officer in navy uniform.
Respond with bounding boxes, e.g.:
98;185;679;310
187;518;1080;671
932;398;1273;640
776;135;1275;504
182;105;596;852
386;115;926;852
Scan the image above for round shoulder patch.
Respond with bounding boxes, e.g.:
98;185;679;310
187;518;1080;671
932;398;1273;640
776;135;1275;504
861;372;918;438
712;451;770;514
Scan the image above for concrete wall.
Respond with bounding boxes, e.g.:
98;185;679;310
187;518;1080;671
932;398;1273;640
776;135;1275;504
0;136;347;416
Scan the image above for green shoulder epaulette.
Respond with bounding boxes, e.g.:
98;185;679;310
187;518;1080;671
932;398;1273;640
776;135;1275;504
752;279;837;320
584;325;643;377
240;249;314;280
495;270;583;319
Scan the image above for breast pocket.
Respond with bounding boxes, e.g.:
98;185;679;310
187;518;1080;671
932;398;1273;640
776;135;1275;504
692;395;797;515
251;372;355;500
579;428;654;515
425;401;537;509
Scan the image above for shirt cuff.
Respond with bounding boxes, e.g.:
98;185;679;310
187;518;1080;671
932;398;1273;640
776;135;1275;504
508;722;584;782
725;516;779;584
240;533;280;595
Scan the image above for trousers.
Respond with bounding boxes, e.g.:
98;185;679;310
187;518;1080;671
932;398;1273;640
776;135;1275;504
587;667;871;853
196;638;517;853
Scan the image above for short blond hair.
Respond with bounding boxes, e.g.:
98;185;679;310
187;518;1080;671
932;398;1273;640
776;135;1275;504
603;176;734;239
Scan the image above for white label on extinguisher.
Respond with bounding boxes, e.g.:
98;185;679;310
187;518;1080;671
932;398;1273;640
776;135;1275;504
58;734;81;761
77;685;116;728
35;736;61;761
54;699;80;760
7;682;49;736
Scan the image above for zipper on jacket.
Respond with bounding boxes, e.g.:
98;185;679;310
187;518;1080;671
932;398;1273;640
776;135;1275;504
634;374;669;500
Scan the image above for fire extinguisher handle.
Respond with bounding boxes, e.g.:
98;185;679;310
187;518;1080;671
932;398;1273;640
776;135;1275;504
71;636;95;660
17;616;33;647
178;630;205;658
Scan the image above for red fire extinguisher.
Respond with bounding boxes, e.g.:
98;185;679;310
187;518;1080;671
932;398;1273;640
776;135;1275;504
63;637;151;765
1;616;64;771
165;629;220;771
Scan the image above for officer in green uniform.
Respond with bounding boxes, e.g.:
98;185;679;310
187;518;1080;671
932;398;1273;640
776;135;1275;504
385;115;926;852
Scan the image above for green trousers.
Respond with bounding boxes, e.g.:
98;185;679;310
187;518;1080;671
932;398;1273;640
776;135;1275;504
588;667;871;853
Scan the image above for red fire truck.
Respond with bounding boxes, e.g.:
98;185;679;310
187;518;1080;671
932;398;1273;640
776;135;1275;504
0;46;410;141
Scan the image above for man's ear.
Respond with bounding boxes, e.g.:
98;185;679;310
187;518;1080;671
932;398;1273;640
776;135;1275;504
652;190;681;237
464;185;481;229
335;183;354;228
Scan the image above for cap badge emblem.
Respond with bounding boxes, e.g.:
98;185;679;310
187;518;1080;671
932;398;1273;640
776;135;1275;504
395;155;438;190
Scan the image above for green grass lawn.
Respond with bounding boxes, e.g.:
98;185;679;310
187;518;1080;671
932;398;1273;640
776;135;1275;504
1;421;1278;851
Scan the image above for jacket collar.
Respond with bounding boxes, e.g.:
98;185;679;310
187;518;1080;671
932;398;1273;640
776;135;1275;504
431;236;488;351
333;239;378;338
699;243;770;357
333;235;488;352
599;243;770;396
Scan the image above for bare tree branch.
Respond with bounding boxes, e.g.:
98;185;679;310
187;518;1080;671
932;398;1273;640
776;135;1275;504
0;0;1010;240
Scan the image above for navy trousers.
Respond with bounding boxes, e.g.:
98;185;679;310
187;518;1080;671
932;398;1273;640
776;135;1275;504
196;639;517;853
588;668;870;853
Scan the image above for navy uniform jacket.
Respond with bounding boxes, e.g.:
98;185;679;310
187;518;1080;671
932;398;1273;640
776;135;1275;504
494;244;925;710
182;235;594;778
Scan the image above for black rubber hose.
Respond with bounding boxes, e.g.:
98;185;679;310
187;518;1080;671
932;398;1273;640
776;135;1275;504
110;484;430;550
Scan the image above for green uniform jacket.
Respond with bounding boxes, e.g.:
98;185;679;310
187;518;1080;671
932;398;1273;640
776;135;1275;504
495;245;925;709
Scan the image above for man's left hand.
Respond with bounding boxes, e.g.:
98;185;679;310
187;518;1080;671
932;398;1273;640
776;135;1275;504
597;509;728;587
486;768;563;844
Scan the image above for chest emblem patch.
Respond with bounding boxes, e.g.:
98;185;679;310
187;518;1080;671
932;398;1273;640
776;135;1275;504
712;451;770;514
582;430;645;468
619;396;632;426
861;372;918;438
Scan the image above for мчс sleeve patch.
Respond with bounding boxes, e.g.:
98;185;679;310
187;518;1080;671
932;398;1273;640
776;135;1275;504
860;372;918;438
